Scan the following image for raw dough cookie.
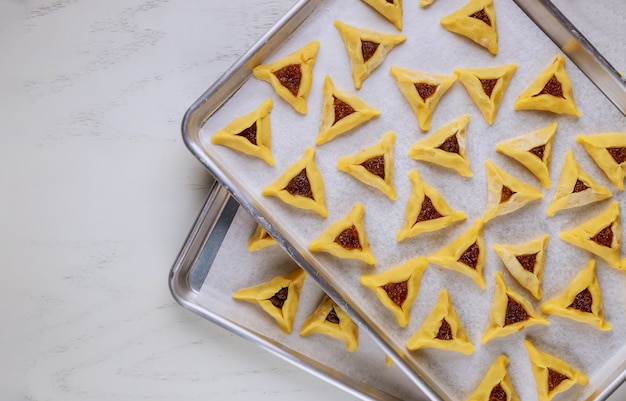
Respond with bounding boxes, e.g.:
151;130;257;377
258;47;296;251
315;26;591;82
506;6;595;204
440;0;498;55
334;20;406;89
513;54;581;116
309;203;376;264
481;272;548;344
546;150;612;216
455;64;517;124
262;147;327;217
390;66;457;132
407;114;472;176
466;355;520;401
253;41;319;114
317;75;381;145
337;131;397;200
406;289;474;355
359;0;403;30
360;256;429;327
577;132;626;190
232;268;306;334
396;169;466;241
300;295;359;352
247;223;278;252
495;122;557;188
211;98;275;165
541;259;611;330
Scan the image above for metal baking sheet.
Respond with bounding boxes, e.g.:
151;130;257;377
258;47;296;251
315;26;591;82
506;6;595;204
181;0;626;400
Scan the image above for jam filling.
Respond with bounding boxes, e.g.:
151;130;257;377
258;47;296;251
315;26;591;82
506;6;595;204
361;40;380;62
607;147;626;164
529;144;546;161
284;169;314;199
333;96;356;125
568;288;593;313
470;8;491;26
326;308;340;324
415;83;438;101
334;225;362;250
516;253;538;273
548;368;569;392
505;296;529;326
480;78;498;98
273;64;302;96
262;231;271;239
381;281;409;307
572;179;589;193
500;185;516;203
489;383;507;401
590;223;614;248
437;134;460;154
458;242;480;269
386;0;394;3
435;318;453;340
237;122;257;145
269;287;289;309
534;75;564;98
416;195;444;223
360;155;385;180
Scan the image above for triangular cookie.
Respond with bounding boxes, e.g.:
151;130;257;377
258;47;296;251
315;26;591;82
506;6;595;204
541;259;611;330
300;295;359;352
360;256;429;327
513;54;581;116
247;223;278;252
428;218;487;289
481;272;549;344
211;98;275;165
232;268;306;334
577;132;626;190
440;0;498;55
359;0;403;30
493;234;549;300
337;131;397;200
397;169;466;241
482;160;543;223
317;75;381;145
560;201;623;269
420;0;436;8
390;66;457;132
262;147;327;217
334;20;406;90
407;114;472;176
309;203;376;264
252;41;319;114
495;122;557;188
455;64;517;124
546;150;612;216
524;340;589;401
466;355;520;401
406;289;475;355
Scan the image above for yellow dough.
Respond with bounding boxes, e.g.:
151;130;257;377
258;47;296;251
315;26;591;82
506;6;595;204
560;201;623;269
577;132;626;190
541;259;611;330
466;355;520;401
396;169;466;241
440;0;498;55
360;256;429;327
406;289;474;355
262;147;327;217
334;21;406;90
253;41;319;114
493;234;549;300
317;75;381;145
211;98;275;165
300;295;359;352
495;122;557;188
455;64;517;124
247;223;278;252
481;272;548;344
420;0;435;8
390;66;457;132
309;203;376;264
232;268;306;334
408;114;472;176
546;150;612;216
359;0;403;30
482;160;543;223
524;340;589;401
428;219;487;289
337;132;397;200
513;54;581;116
